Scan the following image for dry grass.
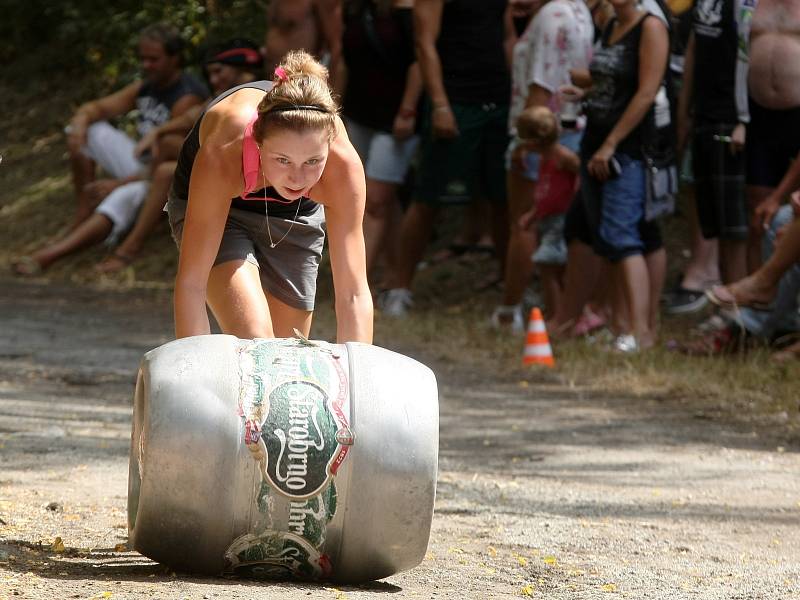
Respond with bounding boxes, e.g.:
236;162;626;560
1;78;797;443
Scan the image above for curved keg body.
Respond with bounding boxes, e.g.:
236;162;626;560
128;335;438;582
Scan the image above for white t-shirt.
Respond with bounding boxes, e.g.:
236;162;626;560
509;0;594;134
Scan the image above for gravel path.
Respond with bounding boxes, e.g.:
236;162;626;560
0;280;798;599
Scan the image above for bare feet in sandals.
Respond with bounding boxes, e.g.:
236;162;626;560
772;337;800;363
706;275;777;311
95;251;136;274
11;255;45;277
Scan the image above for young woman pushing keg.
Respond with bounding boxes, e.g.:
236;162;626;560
168;50;373;343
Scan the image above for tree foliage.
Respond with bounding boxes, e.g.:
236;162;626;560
0;0;266;90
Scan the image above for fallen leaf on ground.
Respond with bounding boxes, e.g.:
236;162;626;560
543;555;557;565
487;546;498;557
602;583;617;592
521;584;535;596
113;543;127;552
51;537;65;553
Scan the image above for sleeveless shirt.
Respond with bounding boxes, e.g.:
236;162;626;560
171;80;318;220
582;15;658;159
435;0;511;105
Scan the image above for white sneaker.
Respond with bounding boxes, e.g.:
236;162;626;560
490;304;525;333
379;288;413;317
613;334;639;353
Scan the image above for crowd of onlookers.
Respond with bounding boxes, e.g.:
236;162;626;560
12;0;800;361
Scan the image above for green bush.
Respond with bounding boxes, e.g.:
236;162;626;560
0;0;266;90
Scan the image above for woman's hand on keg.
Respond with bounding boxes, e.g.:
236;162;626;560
588;142;615;181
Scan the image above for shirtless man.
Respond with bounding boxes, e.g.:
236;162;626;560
745;0;800;269
263;0;343;92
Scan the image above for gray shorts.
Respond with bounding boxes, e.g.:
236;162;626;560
345;118;419;184
167;194;326;311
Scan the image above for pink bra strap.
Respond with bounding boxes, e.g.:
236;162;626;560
242;110;261;194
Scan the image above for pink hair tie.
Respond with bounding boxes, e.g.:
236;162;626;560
274;66;288;83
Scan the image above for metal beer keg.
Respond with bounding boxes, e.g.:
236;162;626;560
127;334;438;583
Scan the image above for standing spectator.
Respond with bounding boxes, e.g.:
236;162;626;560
341;0;422;286
264;0;344;92
492;0;593;331
580;0;671;351
672;0;756;304
94;39;264;273
745;0;800;271
661;0;723;315
380;0;516;317
11;23;208;276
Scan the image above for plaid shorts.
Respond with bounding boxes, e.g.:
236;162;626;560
693;122;747;240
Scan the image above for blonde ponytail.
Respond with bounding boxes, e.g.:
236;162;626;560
254;50;339;143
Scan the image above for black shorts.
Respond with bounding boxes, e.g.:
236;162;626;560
693;122;747;241
746;98;800;188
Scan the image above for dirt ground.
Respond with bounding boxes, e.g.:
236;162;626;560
0;278;798;600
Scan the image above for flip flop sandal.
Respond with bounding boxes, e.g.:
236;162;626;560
11;256;43;277
429;243;472;264
706;285;773;312
95;251;135;273
772;338;800;363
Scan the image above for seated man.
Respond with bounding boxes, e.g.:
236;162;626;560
12;22;207;276
706;200;800;344
95;39;264;273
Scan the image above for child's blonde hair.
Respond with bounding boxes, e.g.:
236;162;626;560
516;106;559;148
254;50;340;143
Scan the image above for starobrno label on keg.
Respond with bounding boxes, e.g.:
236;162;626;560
262;379;338;498
225;530;332;580
238;339;353;500
232;339;353;579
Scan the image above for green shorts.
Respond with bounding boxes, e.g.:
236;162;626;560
414;101;510;206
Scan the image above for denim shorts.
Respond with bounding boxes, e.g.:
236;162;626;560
166;194;326;311
580;153;647;262
345;118;419;185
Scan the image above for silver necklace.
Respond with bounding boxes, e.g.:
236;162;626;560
261;166;302;249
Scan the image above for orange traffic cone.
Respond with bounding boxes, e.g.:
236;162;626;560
522;307;554;367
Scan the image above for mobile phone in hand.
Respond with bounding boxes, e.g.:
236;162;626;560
608;156;622;179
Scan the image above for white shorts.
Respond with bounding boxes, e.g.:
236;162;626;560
82;121;145;179
95;180;150;242
79;121;149;242
345;118;419;184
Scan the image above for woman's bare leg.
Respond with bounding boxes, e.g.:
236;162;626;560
206;260;275;338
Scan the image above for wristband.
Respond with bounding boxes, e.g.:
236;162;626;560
398;106;417;119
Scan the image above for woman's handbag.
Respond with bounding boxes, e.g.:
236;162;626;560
643;150;678;221
642;85;678;221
